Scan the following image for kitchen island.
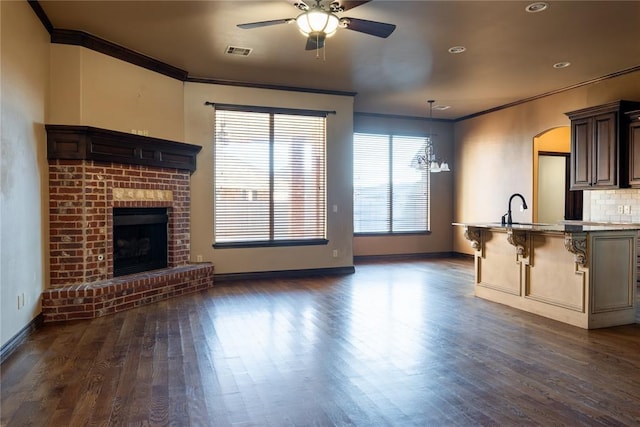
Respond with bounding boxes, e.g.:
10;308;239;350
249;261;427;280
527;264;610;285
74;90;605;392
455;222;639;329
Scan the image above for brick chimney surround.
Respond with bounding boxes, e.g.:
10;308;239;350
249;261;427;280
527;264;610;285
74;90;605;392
42;125;214;322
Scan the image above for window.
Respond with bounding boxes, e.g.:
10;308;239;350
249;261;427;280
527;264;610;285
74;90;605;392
214;105;327;247
353;133;430;234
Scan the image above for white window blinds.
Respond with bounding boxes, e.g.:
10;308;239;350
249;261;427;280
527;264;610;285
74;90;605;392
353;133;430;234
214;106;327;246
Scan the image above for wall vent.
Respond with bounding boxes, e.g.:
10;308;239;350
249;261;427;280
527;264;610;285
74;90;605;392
225;46;253;56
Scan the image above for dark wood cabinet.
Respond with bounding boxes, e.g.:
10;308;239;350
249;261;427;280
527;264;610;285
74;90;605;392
566;101;640;190
626;110;640;187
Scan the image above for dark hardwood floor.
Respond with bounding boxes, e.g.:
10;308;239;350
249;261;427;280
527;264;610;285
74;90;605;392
2;257;640;426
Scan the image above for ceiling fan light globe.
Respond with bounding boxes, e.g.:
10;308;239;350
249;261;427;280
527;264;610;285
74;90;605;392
325;26;339;38
296;10;339;36
324;14;340;35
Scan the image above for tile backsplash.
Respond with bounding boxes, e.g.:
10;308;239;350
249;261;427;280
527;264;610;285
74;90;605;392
587;189;640;223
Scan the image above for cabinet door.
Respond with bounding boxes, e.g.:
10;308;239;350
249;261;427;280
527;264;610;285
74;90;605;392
628;122;640;186
592;112;617;187
570;117;592;189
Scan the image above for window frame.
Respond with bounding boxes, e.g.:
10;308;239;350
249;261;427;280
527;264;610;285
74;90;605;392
353;132;431;236
212;103;330;249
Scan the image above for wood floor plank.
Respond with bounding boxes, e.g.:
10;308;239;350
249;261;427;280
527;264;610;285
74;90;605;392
102;310;147;426
84;315;134;426
2;257;640;426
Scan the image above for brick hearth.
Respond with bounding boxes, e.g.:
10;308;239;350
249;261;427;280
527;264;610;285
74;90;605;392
44;125;213;322
41;264;213;321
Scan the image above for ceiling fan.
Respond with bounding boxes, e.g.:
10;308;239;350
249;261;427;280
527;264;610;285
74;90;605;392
237;0;396;51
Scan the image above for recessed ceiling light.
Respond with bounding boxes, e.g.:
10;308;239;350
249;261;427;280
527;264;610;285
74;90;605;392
553;61;571;69
525;2;548;13
433;105;451;111
448;46;466;54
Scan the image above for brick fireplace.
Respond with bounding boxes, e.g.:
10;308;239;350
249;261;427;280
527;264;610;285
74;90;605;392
42;125;214;322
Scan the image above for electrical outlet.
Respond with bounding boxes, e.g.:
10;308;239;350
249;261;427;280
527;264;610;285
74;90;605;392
17;293;25;310
332;204;338;213
196;255;203;262
624;205;631;215
618;205;624;214
332;249;338;258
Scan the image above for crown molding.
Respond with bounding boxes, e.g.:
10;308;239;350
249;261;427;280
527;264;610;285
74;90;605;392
188;76;356;97
455;64;640;122
27;0;53;34
50;29;189;81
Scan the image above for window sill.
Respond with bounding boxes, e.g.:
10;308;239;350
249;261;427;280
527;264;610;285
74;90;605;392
354;231;432;237
213;239;329;249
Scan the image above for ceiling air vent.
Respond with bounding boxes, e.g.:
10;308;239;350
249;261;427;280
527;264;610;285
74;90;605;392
225;46;253;56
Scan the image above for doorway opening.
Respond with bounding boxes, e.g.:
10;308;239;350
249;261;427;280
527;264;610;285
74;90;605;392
538;153;582;222
533;127;583;223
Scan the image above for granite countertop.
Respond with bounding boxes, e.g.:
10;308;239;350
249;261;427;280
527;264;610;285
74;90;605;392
452;222;640;233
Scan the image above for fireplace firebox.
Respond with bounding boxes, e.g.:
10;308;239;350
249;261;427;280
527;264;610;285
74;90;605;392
113;208;168;277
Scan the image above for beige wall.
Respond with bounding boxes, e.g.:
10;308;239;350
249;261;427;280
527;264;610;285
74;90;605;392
353;114;454;256
49;45;185;141
1;0;50;347
185;83;355;274
453;72;640;254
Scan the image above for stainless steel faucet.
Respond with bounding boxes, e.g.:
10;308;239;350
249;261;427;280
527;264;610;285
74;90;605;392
502;193;528;225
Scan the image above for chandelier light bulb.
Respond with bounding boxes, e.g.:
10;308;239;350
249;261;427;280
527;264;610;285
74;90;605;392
414;99;451;173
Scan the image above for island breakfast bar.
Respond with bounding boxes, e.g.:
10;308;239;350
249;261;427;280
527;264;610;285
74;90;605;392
455;222;639;329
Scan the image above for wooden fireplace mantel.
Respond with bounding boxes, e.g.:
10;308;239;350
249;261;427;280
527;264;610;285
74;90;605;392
46;124;202;172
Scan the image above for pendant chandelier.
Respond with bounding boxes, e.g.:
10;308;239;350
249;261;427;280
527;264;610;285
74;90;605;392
416;100;450;173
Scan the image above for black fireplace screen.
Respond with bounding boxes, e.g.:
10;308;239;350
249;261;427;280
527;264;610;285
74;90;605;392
113;208;168;277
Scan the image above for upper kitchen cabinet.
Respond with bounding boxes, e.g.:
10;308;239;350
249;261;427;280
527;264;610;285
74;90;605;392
626;110;640;187
566;101;640;190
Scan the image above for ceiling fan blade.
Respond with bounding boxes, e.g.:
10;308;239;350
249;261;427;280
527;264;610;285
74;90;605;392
335;1;372;11
305;33;326;50
342;17;396;38
237;18;294;29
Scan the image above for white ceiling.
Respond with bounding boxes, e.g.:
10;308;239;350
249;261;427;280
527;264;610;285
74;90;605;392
39;0;640;120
